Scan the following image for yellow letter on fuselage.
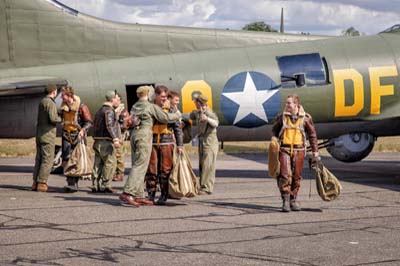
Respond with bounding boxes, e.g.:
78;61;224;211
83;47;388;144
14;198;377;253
334;68;364;117
369;65;398;115
181;80;213;114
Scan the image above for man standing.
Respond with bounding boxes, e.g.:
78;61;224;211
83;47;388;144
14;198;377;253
32;84;61;192
272;94;319;212
112;94;131;182
59;86;93;192
119;86;181;207
190;94;219;195
91;90;121;193
145;86;183;205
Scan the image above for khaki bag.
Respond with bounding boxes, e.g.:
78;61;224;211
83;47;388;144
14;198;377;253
169;149;199;198
314;162;342;201
268;136;280;178
64;139;93;179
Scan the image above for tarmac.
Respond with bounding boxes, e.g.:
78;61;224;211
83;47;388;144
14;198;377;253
0;152;399;266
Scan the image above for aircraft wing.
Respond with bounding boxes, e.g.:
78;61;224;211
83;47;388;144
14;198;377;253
0;76;67;97
0;76;67;138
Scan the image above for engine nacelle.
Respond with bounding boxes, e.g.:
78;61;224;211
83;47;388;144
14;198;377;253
326;133;375;163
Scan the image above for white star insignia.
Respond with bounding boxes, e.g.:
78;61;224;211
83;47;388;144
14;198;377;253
222;72;279;124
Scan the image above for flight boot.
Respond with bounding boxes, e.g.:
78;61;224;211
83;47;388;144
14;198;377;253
290;198;301;211
64;177;78;193
148;190;156;203
156;190;168;206
37;183;48;192
282;194;290;212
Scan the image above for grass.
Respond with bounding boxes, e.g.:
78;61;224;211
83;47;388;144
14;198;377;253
0;136;399;157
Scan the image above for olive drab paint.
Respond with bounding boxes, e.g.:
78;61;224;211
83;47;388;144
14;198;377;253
334;65;398;117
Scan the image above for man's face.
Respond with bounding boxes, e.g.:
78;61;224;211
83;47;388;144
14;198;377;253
169;96;180;108
111;95;120;108
155;91;167;107
61;92;73;104
285;97;297;114
115;94;121;106
195;100;206;112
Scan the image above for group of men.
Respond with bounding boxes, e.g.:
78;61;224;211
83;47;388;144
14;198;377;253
32;84;220;207
32;83;319;212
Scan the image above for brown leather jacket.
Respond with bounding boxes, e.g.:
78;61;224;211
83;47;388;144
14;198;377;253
118;108;132;133
78;104;93;131
272;107;318;153
93;102;119;141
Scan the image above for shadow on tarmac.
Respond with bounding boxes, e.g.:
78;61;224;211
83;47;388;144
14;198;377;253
206;201;322;213
55;195;188;207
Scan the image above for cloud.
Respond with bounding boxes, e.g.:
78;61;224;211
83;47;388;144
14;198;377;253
58;0;400;35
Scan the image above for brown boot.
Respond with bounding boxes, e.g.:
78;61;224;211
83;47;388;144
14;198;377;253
119;193;140;207
134;198;154;206
37;183;48;192
112;175;124;182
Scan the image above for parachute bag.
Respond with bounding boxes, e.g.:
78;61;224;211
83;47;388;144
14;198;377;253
268;136;280;179
63;139;93;180
313;160;342;201
169;148;199;198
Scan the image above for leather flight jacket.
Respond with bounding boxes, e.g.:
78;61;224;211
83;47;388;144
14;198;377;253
93;102;119;141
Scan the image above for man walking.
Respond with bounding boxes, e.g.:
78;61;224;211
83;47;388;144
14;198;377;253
272;94;319;212
32;84;61;192
59;86;93;192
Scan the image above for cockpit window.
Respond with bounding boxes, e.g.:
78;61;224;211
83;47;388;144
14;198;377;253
276;53;328;88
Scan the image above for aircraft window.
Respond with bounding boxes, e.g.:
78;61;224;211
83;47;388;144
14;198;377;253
277;53;328;88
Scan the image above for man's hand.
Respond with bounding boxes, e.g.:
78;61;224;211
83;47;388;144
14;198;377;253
78;129;86;138
114;140;121;149
177;147;183;154
200;114;208;122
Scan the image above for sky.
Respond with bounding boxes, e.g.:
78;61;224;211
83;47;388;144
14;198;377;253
57;0;400;35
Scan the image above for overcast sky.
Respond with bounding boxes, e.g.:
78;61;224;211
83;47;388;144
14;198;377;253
58;0;400;35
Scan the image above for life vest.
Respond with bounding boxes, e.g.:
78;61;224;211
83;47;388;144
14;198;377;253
63;110;79;132
279;113;306;156
61;95;81;132
152;105;173;144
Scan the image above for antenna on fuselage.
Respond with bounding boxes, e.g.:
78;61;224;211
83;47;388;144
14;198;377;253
280;7;284;33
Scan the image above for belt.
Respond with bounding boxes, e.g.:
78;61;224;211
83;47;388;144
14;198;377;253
281;144;305;149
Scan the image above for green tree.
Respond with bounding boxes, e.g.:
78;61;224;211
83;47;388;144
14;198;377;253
242;21;278;32
342;27;361;36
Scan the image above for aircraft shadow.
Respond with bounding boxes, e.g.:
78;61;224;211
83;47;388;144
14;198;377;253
0;165;33;173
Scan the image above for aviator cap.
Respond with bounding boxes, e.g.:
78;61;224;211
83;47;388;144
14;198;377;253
195;94;208;104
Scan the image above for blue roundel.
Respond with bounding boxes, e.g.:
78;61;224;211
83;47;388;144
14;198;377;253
221;71;281;128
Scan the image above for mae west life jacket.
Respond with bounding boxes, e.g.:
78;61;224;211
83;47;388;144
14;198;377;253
279;114;307;156
152;106;173;144
61;95;81;132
